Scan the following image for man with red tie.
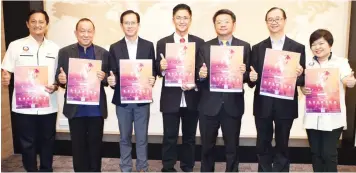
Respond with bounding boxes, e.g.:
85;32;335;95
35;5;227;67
155;4;204;172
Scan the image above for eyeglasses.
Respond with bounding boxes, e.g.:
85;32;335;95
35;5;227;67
266;17;284;24
123;21;138;26
175;16;190;21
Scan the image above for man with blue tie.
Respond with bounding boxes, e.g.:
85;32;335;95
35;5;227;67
155;4;204;172
196;9;251;172
107;10;156;172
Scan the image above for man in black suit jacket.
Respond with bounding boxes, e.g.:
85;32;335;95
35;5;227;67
55;18;109;172
196;9;251;172
248;7;305;172
107;10;156;172
155;4;204;172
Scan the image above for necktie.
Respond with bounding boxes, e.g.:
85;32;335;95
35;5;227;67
221;40;228;46
180;38;185;43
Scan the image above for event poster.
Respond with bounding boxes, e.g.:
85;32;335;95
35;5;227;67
14;66;50;109
165;42;196;87
119;59;152;103
209;45;244;92
260;48;300;100
66;58;102;105
305;68;341;115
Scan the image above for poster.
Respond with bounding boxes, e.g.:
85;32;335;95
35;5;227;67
67;58;102;105
165;42;195;87
210;45;244;92
260;48;300;100
14;66;50;109
120;59;153;103
305;68;341;115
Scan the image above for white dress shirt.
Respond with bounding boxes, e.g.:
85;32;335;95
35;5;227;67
303;54;352;131
1;35;60;115
173;33;189;107
125;37;138;60
271;35;286;50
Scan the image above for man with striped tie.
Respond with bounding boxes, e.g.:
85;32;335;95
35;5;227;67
196;9;251;172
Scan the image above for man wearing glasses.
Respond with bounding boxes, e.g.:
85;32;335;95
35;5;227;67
247;7;305;172
196;9;251;172
156;4;204;172
108;10;156;172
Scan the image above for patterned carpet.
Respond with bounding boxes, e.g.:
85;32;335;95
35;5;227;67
2;154;356;172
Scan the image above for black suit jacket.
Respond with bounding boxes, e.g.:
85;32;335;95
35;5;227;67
155;33;205;113
196;37;251;117
55;43;110;119
109;37;156;106
248;37;306;119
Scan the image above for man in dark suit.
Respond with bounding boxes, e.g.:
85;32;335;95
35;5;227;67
155;4;205;172
107;10;156;172
55;18;109;172
196;9;251;172
248;7;305;172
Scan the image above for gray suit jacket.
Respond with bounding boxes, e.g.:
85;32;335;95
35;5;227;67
55;43;110;119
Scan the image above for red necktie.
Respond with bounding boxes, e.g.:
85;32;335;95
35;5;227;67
180;38;185;43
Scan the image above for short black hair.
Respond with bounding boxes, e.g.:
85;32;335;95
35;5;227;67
309;29;334;48
173;4;192;17
120;10;140;24
75;18;95;30
213;9;236;23
265;7;287;21
27;10;49;24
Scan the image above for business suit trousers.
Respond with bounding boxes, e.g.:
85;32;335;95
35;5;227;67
116;104;149;172
68;116;104;172
199;107;242;172
15;113;57;172
255;116;294;172
306;127;343;172
161;108;199;172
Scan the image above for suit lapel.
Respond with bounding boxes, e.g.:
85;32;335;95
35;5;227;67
93;45;102;60
136;37;142;59
120;38;129;59
264;37;272;49
282;37;292;51
168;33;175;43
71;44;80;58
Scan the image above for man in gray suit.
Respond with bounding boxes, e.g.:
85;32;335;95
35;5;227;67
55;18;110;172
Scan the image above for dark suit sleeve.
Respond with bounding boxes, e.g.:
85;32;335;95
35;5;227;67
101;50;110;87
296;44;306;86
243;43;252;83
247;45;258;88
195;40;204;83
55;48;67;89
155;40;164;77
150;42;157;78
109;45;118;89
196;44;209;89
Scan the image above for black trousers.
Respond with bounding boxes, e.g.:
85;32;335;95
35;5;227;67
306;127;343;172
255;117;294;172
161;108;199;172
68;116;104;172
16;113;57;172
199;107;242;172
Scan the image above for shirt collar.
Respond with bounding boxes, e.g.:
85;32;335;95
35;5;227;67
174;32;189;43
28;34;48;45
125;36;139;45
77;43;94;52
270;35;286;45
218;37;233;46
313;52;333;64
